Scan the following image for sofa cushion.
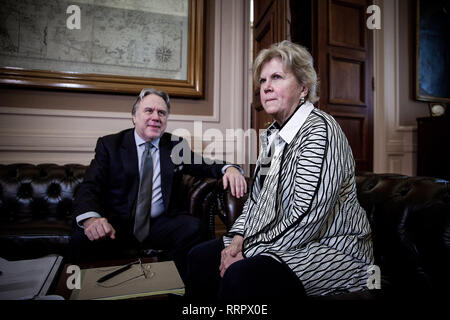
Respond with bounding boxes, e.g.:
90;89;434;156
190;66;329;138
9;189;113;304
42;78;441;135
0;164;86;259
356;174;450;297
0;163;220;260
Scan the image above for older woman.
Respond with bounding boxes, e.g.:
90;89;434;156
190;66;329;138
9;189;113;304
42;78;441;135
186;40;374;301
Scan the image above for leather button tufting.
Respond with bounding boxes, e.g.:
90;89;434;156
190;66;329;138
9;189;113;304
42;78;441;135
47;183;62;198
17;183;33;199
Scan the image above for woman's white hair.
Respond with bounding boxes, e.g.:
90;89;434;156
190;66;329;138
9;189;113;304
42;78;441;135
253;40;319;104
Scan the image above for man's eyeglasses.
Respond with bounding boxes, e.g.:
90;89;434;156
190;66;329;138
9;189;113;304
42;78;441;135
95;259;155;288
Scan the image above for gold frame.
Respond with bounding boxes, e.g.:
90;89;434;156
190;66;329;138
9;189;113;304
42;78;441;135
0;0;204;98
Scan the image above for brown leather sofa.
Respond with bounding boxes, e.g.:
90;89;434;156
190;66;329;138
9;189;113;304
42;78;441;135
2;164;449;299
215;172;450;299
0;163;219;261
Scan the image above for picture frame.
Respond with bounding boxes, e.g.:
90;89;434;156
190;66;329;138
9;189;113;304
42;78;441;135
0;0;204;98
415;0;450;103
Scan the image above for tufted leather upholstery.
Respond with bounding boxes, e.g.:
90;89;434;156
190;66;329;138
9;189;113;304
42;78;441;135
216;173;450;298
0;163;219;260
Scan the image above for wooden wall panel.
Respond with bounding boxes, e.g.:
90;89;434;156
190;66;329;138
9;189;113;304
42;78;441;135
254;8;277;58
329;55;365;105
254;0;274;23
329;0;365;49
334;115;366;161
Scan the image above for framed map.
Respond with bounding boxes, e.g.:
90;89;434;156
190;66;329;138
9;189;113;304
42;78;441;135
0;0;204;97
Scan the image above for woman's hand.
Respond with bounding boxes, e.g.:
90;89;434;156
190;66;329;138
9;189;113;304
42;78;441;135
220;235;244;277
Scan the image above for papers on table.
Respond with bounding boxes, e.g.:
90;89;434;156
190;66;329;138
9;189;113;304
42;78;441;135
0;254;63;300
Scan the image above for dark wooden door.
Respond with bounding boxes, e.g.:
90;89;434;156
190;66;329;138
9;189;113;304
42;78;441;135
312;0;374;172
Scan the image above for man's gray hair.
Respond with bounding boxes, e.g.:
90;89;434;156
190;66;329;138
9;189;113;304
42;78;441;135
132;88;171;115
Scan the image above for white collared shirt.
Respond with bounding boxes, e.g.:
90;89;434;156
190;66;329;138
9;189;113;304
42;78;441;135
265;101;315;159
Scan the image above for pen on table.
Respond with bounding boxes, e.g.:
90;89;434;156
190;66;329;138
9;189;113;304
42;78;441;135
96;260;140;283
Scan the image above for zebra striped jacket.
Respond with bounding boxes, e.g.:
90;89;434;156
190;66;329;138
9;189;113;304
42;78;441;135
223;101;374;296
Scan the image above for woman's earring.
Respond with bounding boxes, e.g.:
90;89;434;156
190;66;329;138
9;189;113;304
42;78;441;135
300;96;305;105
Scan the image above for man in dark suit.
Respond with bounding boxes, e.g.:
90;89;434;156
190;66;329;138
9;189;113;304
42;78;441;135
70;88;246;279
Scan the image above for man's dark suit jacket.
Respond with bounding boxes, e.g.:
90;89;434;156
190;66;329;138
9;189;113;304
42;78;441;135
74;128;225;234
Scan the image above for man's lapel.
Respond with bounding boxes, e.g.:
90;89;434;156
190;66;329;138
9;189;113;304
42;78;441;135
120;129;139;212
159;133;174;212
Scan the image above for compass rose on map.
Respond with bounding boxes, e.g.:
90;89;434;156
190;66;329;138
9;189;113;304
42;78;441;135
155;46;172;63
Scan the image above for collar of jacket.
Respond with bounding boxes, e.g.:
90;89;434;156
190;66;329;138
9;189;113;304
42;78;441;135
261;101;315;145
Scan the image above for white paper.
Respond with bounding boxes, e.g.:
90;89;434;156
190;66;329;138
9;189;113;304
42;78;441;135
0;255;62;300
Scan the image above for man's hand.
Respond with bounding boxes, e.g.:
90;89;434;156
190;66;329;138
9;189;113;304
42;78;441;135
83;217;116;241
220;235;244;277
223;166;247;198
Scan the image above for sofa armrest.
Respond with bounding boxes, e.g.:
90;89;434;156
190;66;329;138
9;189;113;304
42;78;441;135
216;177;253;231
181;175;219;239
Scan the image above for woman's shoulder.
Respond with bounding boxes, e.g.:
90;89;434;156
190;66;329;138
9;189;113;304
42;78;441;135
306;108;351;150
303;108;343;132
295;108;347;144
310;107;339;124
